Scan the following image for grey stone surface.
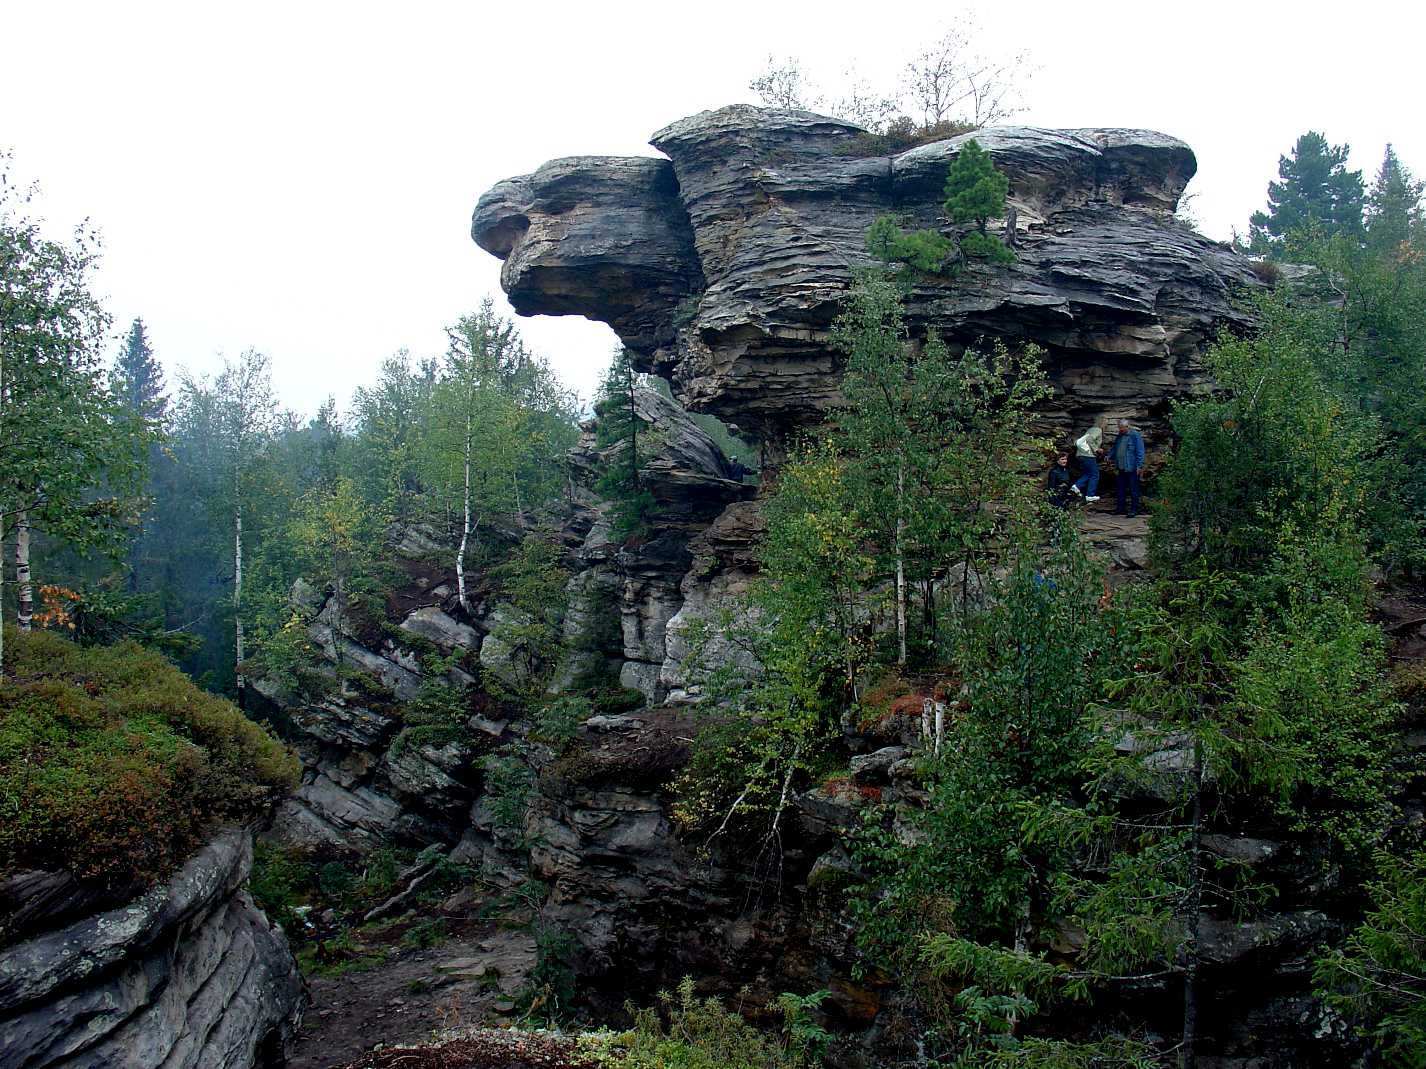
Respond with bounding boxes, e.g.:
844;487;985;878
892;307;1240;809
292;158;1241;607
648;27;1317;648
399;605;481;655
0;829;302;1069
475;105;1259;445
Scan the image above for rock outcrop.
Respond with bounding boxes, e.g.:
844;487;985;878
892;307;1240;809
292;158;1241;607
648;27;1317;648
0;829;303;1069
474;105;1259;443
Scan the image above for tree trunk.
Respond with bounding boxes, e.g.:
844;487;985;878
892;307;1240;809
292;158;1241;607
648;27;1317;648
457;411;472;614
234;500;245;710
895;459;907;667
16;511;32;633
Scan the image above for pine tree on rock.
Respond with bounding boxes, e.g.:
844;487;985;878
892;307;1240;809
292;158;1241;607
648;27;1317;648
944;138;1014;263
866;137;1014;272
1248;131;1365;258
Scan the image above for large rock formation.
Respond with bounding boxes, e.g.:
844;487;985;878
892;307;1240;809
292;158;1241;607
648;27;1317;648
473;105;1258;443
0;829;303;1069
474;104;1256;705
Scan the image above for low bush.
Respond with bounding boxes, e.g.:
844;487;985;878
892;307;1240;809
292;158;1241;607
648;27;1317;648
585;977;829;1069
0;628;299;888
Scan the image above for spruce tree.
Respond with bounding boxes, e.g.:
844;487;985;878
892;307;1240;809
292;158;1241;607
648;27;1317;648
1248;131;1365;257
1365;143;1424;257
594;348;654;539
111;317;166;425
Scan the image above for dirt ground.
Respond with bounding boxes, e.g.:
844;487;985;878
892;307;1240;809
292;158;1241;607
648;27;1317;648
332;1030;602;1069
287;925;538;1069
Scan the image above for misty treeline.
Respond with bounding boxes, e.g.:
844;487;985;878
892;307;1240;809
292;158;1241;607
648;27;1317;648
1;157;584;695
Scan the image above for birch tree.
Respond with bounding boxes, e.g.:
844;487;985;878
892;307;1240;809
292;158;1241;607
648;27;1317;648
430;301;576;614
175;351;276;705
0;161;146;673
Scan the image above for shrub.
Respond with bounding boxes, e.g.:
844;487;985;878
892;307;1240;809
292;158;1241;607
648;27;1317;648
596;977;829;1069
248;841;311;931
521;921;578;1022
1315;849;1426;1066
484;751;535;833
0;628;299;889
531;695;591;747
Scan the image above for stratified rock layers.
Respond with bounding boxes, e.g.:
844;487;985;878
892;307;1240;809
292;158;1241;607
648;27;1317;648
0;829;303;1069
473;105;1257;441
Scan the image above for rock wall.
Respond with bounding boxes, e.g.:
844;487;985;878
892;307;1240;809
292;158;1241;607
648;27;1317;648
472;104;1261;703
0;829;303;1069
474;105;1259;443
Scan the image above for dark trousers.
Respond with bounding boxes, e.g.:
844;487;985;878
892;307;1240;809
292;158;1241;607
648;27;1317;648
1116;470;1141;515
1074;455;1099;497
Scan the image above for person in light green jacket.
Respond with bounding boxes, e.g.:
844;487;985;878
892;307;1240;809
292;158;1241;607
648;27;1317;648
1072;426;1103;501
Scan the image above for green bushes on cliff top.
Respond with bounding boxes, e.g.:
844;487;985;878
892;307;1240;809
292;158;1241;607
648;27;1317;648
0;627;299;886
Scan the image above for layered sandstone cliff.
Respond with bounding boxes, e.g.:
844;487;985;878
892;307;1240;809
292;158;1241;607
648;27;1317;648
473;105;1258;442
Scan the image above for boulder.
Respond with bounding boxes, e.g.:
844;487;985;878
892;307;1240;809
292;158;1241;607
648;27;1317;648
0;829;302;1069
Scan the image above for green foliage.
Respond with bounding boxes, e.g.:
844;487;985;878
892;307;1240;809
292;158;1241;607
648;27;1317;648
1315;849;1426;1066
595;348;656;539
1365;144;1425;256
1151;289;1378;579
531;694;591;746
966;1036;1160;1069
390;677;469;756
1248;131;1365;257
401;917;449;949
0;628;298;890
486;535;571;698
944;138;1010;233
593;977;828;1069
851;531;1112;959
0;165;154;647
248;841;312;932
866;214;956;273
521;922;578;1022
484;751;535;833
867;138;1014;274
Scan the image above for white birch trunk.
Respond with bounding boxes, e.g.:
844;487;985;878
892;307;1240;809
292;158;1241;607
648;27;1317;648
456;411;472;614
16;511;32;632
234;499;245;709
895;459;907;666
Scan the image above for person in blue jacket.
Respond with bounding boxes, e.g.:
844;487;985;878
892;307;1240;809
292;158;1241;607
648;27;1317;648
1110;418;1145;517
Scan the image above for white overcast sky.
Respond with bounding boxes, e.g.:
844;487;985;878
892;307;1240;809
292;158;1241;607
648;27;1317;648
3;0;1421;418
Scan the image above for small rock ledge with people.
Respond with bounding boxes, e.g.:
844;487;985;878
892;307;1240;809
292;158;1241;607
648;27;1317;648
1051;416;1148;519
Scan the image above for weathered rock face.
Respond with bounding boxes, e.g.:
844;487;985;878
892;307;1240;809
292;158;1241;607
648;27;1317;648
0;829;303;1069
560;386;754;703
474;105;1258;442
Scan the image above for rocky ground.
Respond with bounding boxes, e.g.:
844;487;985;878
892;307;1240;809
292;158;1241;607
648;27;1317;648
333;1031;601;1069
287;914;540;1069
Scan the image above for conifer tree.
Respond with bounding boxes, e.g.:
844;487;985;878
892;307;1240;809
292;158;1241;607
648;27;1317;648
111;317;166;425
595;348;654;539
944;138;1014;262
1365;143;1424;257
866;138;1014;272
1248;131;1365;257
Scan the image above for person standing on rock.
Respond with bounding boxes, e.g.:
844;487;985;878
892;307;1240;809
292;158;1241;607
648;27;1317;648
1047;451;1073;509
1109;418;1146;517
1072;425;1103;502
